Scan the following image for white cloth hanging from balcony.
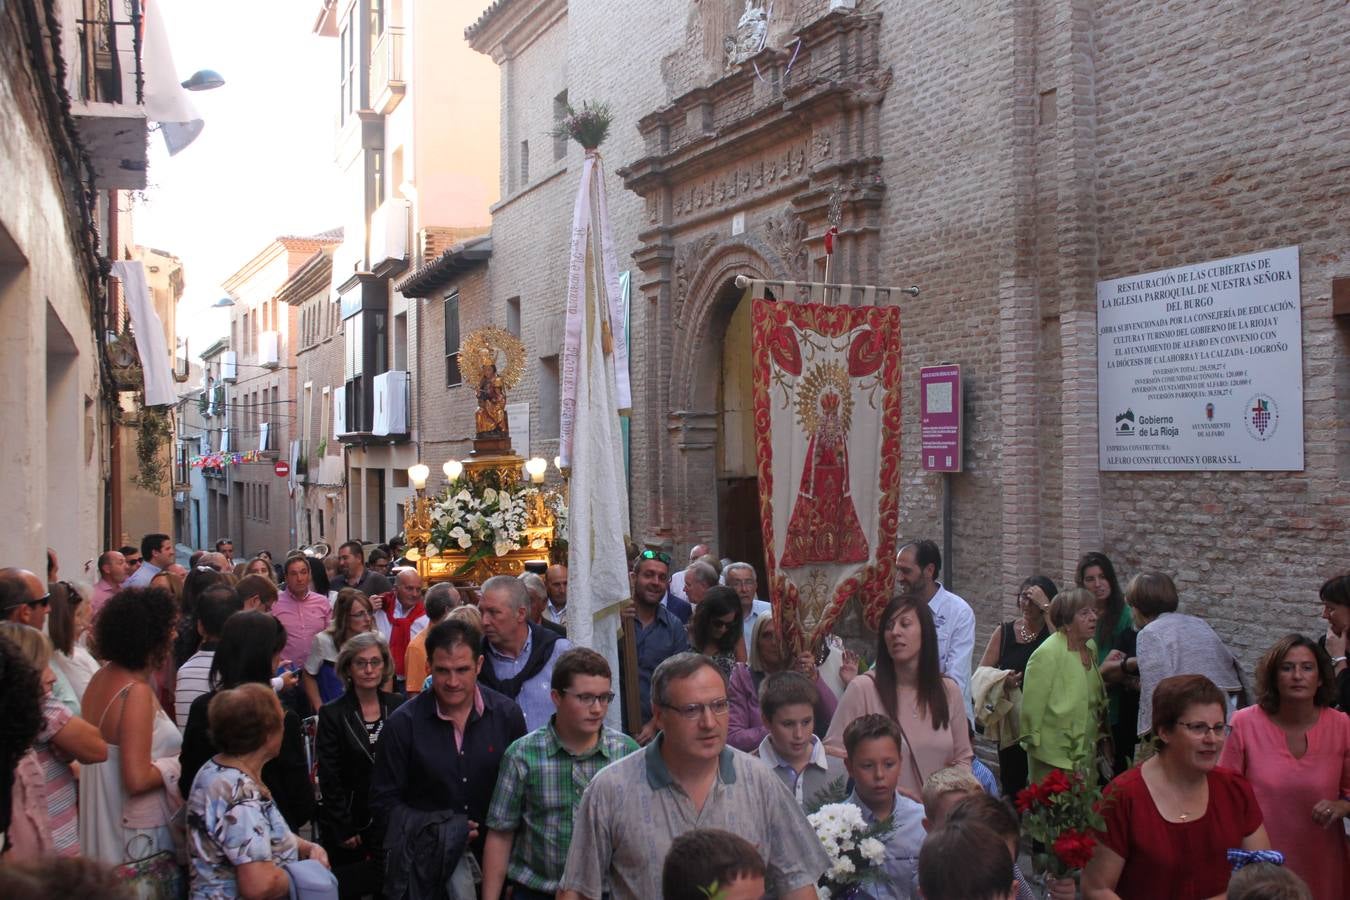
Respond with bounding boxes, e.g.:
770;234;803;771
109;261;176;406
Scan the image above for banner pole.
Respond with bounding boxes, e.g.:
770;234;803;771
942;472;954;593
620;600;641;734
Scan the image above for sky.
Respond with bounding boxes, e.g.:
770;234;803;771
133;0;345;362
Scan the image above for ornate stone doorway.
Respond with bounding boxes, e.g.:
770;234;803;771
714;279;766;589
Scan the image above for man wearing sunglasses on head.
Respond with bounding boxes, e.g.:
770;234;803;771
0;568;50;630
558;653;828;900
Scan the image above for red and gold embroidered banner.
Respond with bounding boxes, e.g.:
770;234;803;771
752;298;902;652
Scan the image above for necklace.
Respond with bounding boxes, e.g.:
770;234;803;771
1015;618;1038;642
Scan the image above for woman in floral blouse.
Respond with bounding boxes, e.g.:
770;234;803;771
186;683;329;899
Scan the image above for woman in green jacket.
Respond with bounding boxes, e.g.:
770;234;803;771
1020;587;1107;781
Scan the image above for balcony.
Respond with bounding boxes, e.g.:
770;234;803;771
369;198;411;276
369;27;406;115
258;330;280;368
71;0;149;188
221;351;238;382
339;370;409;443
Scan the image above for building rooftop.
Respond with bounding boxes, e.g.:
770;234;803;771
395;234;492;297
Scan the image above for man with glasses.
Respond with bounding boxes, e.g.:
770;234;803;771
375;567;430;693
627;550;691;744
724;562;773;646
482;648;638;900
0;568;50;630
559;653;828;900
91;549;129;618
479;575;571;731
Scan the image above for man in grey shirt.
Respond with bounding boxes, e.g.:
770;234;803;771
558;653;829;900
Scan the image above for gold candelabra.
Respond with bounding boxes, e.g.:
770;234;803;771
404;464;433;555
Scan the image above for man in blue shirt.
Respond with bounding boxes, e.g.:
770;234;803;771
725;562;773;646
123;533;174;587
478;574;571;731
626;550;690;744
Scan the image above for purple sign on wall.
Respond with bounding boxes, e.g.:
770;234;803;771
920;364;962;472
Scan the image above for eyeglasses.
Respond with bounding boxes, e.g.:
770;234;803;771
562;690;616;707
26;593;51;609
1176;721;1231;738
125;557;142;566
660;698;731;720
351;658;384;670
711;616;737;631
349;609;372;620
639;549;672;567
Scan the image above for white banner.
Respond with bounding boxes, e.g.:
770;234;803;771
1097;246;1303;471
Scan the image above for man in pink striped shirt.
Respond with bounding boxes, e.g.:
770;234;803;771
271;555;332;692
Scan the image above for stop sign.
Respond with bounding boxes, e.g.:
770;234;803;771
274;460;291;478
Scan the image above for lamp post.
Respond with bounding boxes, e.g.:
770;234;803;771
403;463;433;558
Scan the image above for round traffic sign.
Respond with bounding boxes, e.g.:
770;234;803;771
274;460;291;478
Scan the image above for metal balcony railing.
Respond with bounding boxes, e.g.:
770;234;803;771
75;0;145;106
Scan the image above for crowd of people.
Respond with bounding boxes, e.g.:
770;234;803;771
0;535;1345;900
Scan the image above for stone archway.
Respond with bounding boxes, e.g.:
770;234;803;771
666;243;780;579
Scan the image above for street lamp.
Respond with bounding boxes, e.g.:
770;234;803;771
525;457;547;485
181;69;226;91
211;297;235;308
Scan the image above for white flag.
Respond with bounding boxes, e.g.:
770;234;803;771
563;152;630;729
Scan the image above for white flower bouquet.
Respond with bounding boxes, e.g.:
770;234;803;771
428;478;535;575
807;802;894;900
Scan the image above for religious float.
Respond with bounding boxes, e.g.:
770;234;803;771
400;326;567;588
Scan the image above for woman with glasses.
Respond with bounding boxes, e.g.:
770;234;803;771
726;613;837;752
316;632;404;897
1020;588;1107;783
303;588;382;710
976;575;1055;796
46;581;100;705
1084;674;1270;900
1219;635;1350;899
825;592;973;796
687;585;745;678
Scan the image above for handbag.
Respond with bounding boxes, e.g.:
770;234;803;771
282;858;340;900
114;834;186;900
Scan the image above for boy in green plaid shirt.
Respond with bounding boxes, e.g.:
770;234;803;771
482;647;639;900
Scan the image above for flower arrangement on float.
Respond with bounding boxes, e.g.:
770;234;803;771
1016;766;1109;887
806;802;894;900
424;466;565;577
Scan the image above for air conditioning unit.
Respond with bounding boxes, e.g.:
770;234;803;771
372;370;409;436
259;331;279;368
221;351;238;383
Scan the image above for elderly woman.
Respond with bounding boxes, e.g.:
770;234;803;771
187;683;330;898
0;622;106;858
727;614;837;752
78;587;183;865
688;585;745;678
1126;572;1248;738
1019;587;1107;782
316;632;405;895
180;611;314;831
303;588;381;711
1084;674;1269;900
1318;573;1350;712
826;592;973;796
1220;635;1350;899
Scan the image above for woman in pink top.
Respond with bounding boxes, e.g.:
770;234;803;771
825;591;972;797
1220;634;1350;899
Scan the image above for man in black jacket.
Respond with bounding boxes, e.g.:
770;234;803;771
478;574;572;731
370;618;527;868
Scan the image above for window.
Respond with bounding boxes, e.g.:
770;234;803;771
520;140;529;186
242;312;250;356
371;148;385;209
444;291;461;387
506;296;521;337
320;386;331;450
539;355;561;438
393;312;407;371
302;383;313;450
369;0;383;39
345;315;364;380
339;6;357;125
553;90;569;160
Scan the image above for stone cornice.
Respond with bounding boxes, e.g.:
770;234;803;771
466;0;566;63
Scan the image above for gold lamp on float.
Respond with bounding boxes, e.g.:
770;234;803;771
403;463;433;557
525;456;547;485
443;459;464;483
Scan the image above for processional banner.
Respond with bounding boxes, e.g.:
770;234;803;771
751;287;902;653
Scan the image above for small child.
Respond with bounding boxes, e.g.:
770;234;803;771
755;671;847;809
946;792;1075;900
919;765;983;832
1227;862;1312;900
843;714;927;900
661;828;766;900
918;821;1018;900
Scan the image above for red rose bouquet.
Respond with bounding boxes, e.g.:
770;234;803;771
1017;767;1109;880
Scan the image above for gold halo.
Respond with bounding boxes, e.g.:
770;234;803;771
794;361;852;435
460;326;526;392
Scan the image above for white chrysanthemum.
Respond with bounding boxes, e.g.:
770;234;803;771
860;837;886;865
828;856;856;879
817;887;831;900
